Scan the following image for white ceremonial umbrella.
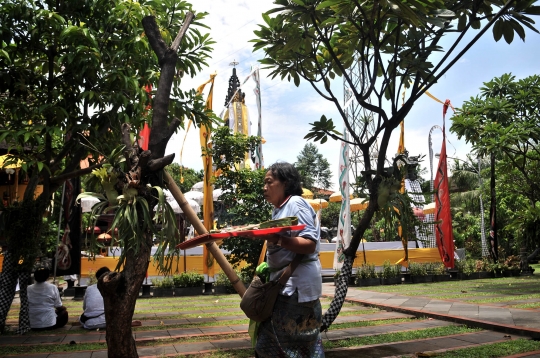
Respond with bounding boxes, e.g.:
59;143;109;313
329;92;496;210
184;190;204;205
191;181;204;192
80;196;101;213
154;196;200;214
213;188;224;201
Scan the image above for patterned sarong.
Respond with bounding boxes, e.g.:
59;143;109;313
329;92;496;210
0;251;31;334
256;291;325;357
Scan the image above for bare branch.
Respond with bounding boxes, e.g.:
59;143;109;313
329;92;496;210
171;12;195;52
148;153;175;172
50;162;104;184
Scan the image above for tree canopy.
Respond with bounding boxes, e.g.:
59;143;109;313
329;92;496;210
252;0;540;256
451;73;540;251
252;0;539;330
295;142;332;192
0;0;213;202
209;126;272;274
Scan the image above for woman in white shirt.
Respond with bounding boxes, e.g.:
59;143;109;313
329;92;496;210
255;162;325;357
80;266;109;329
27;267;68;330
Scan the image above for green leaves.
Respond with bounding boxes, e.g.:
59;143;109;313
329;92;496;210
304;114;341;144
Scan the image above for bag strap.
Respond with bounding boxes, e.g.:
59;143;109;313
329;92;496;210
277;254;304;286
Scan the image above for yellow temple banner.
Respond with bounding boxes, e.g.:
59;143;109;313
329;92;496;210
197;74;217;282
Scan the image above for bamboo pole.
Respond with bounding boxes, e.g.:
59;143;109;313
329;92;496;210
163;170;246;297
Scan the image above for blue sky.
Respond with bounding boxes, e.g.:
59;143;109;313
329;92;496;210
165;1;540;191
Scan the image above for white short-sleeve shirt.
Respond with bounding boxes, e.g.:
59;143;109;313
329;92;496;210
81;284;106;329
27;282;62;328
267;195;323;303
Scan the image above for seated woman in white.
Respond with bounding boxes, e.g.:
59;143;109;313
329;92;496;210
27;267;68;330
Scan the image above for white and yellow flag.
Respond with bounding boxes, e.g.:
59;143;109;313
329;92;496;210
333;130;351;270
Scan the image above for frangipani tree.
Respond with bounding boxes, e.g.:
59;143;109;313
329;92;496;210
251;0;539;330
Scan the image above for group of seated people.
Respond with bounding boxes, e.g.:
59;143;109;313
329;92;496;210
27;266;140;330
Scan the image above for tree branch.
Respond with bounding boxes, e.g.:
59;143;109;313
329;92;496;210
148;153;175;172
171;12;195;52
50;162;104;184
142;16;167;63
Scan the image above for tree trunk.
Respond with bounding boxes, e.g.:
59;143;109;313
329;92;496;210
98;232;151;358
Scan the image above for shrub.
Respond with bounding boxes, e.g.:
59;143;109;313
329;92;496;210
505;255;521;270
431;262;446;275
381;260;399;279
357;263;377;279
172;271;204;288
463;259;476;275
152;276;174;288
475;259;490;272
409;262;427;276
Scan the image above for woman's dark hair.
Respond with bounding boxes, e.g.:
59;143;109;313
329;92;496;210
95;267;111;281
34;268;50;283
267;162;303;197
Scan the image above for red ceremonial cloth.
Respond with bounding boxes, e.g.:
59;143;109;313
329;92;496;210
434;100;455;269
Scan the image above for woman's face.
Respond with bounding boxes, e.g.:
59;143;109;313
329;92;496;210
264;170;286;207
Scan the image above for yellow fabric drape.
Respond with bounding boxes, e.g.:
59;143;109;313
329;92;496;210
197;74;217;281
396;91;409;267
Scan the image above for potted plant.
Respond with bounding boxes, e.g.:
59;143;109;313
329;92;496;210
490;261;505;278
475;259;493;279
355;263;380;286
214;270;250;294
409;262;432;283
505;255;521;276
173;271;204;296
380;260;400;285
431;262;450;282
152;276;174;297
459;259;475;280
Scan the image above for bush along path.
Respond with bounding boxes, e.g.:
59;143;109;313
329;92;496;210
2;290;540;358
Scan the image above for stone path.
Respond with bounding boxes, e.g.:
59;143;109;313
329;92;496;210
3;278;540;357
323;282;540;338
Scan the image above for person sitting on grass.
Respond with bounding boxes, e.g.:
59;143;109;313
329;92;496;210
80;266;141;330
27;267;68;330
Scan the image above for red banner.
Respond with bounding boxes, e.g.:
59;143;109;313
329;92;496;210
138;84;152;150
434;100;455;268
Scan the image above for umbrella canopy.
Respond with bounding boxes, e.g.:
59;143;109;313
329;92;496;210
329;192;353;202
305;198;329;211
423;202;436;215
184;190;204;205
155;190;200;214
80;196;101;213
350;198;369;212
177;198;200;213
213;188;224;201
191;181;204;192
0;155;22;169
301;188;313;199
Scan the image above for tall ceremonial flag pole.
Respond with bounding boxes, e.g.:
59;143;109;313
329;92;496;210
434;100;455;269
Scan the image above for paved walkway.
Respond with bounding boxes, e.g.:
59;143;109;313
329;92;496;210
4;281;540;357
321;282;540;339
